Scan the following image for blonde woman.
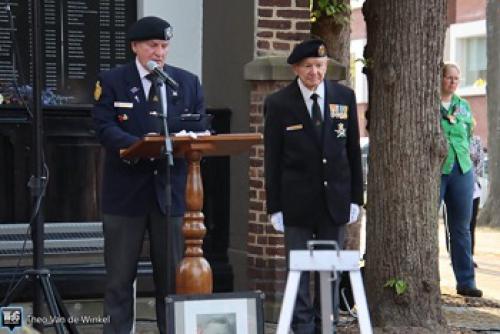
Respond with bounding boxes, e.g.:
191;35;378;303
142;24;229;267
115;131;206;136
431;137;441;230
439;63;482;297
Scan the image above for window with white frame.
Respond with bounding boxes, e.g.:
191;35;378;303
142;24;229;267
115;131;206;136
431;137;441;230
448;20;486;96
456;36;487;88
350;39;368;103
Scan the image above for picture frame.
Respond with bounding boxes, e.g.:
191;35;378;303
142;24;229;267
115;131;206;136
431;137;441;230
165;291;265;334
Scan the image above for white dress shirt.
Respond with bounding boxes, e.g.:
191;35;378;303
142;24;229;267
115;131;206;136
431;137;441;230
297;78;325;120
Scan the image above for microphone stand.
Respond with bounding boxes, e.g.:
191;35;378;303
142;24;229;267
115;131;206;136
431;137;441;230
152;77;173;215
0;1;77;333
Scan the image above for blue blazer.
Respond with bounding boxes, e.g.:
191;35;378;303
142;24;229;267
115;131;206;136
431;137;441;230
264;79;363;226
92;61;206;217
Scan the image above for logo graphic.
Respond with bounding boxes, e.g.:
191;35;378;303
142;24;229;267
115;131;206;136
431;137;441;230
318;44;327;57
1;306;23;331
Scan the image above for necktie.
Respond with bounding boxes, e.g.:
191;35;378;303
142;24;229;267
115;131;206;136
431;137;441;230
310;93;323;138
145;74;163;134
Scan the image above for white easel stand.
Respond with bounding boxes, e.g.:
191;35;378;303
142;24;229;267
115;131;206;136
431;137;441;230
276;244;372;334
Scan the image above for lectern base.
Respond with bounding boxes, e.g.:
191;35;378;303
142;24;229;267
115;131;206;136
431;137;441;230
176;257;213;294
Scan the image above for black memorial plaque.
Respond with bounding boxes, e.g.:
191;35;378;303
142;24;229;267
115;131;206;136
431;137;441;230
0;0;137;108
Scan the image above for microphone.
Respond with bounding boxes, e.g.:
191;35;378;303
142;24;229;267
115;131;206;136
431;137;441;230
146;60;179;90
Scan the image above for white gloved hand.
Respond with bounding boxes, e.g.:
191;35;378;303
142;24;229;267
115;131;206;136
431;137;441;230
270;212;284;232
347;203;360;225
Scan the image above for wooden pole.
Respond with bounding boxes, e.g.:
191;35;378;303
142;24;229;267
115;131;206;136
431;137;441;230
175;148;213;294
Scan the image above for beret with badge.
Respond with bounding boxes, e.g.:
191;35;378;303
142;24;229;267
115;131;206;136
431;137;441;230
287;38;328;64
127;16;173;41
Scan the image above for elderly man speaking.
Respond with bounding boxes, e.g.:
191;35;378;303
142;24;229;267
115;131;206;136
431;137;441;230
92;16;207;333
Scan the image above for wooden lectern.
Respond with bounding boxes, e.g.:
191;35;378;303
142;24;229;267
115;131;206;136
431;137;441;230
120;133;262;294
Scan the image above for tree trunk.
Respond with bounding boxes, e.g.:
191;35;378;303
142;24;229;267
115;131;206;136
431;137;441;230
362;0;448;331
311;0;361;250
479;0;500;227
311;0;351;82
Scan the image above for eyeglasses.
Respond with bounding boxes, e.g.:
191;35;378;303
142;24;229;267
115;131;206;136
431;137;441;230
444;76;460;82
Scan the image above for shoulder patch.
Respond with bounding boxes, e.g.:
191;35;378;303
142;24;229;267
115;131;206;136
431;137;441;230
94;81;102;101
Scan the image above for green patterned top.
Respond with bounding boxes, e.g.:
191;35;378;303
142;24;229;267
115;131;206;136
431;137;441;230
440;94;473;174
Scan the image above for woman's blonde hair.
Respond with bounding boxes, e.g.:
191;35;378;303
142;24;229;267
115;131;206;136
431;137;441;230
442;62;461;77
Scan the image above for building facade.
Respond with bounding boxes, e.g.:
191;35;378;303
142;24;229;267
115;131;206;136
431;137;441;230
350;0;488;144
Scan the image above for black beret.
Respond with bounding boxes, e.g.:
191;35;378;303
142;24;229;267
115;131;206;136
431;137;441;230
128;16;173;42
287;39;328;64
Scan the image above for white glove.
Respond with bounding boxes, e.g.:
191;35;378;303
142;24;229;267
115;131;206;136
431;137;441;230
270;212;284;232
347;203;360;225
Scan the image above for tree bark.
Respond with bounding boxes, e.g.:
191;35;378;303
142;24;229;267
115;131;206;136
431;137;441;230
362;0;447;331
479;0;500;227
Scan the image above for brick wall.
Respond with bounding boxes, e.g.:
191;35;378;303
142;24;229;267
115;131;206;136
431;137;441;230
256;0;311;56
455;0;486;23
247;80;289;314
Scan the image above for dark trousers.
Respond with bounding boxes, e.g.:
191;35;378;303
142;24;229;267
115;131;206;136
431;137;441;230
470;197;480;255
440;164;475;289
102;208;184;334
444;196;480;256
284;223;346;334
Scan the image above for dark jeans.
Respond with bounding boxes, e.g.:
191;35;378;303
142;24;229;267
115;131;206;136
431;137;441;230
284;224;345;334
440;163;476;289
102;209;183;334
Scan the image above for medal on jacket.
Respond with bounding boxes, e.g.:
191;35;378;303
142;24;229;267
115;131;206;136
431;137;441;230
335;123;347;137
442;104;458;124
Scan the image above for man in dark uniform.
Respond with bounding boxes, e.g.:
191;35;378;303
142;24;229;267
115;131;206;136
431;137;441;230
92;16;207;333
264;39;363;334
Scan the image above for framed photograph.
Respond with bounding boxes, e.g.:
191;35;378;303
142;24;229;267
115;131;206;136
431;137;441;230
165;291;265;334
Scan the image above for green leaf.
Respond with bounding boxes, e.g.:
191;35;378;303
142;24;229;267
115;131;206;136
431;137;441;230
318;0;329;8
312;10;322;19
384;278;408;295
384;278;396;288
311;0;351;23
395;280;408;295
